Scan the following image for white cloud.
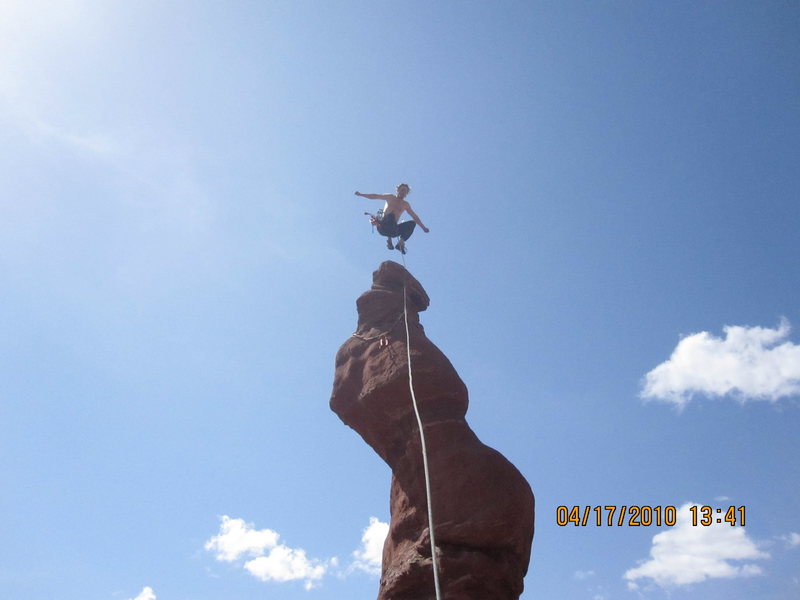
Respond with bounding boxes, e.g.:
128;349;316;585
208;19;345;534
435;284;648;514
350;517;389;575
641;319;800;407
624;503;768;588
204;515;279;562
574;569;595;580
245;546;327;589
129;587;155;600
205;515;328;590
205;515;390;589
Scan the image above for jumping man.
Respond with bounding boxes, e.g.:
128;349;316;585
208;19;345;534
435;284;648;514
355;183;430;254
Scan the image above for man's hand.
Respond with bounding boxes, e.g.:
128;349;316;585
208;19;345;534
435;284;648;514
422;226;430;233
354;191;362;197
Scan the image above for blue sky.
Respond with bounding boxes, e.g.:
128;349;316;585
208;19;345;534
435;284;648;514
1;1;799;599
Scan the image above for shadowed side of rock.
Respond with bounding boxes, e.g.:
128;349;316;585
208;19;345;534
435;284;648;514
331;261;534;600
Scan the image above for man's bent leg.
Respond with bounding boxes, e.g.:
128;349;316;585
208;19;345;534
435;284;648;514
376;223;395;249
398;221;417;241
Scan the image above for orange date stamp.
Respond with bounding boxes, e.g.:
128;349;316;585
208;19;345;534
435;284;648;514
557;505;677;526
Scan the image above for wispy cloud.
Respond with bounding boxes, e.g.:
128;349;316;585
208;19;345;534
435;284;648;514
640;319;800;408
350;517;389;575
574;569;595;580
779;532;800;549
128;587;155;600
0;0;105;155
624;502;768;588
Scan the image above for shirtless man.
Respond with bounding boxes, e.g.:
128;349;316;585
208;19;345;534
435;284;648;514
355;183;430;254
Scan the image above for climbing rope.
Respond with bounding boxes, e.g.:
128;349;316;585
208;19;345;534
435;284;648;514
400;252;443;600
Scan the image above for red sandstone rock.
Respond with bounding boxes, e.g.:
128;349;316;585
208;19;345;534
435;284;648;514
331;261;535;600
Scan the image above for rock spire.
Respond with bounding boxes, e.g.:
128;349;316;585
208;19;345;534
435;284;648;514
331;261;534;600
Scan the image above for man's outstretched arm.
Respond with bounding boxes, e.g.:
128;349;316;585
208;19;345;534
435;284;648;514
355;191;394;200
406;206;430;233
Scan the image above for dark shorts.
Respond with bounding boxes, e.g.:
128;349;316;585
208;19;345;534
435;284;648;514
377;213;416;240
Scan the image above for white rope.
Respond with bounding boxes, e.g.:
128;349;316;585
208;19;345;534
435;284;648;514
400;253;443;600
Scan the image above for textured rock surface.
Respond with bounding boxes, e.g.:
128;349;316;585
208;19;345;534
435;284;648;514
331;261;535;600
